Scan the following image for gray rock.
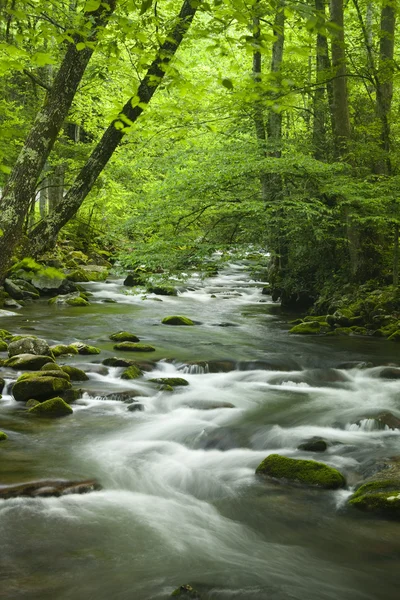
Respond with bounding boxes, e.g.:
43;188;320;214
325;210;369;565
8;336;52;358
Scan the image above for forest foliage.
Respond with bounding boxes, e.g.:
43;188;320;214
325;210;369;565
0;0;399;306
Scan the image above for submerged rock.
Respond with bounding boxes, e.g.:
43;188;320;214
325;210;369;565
70;342;101;355
109;331;140;342
113;342;155;352
0;340;8;351
170;584;201;598
348;480;400;519
121;365;142;379
28;396;73;417
0;478;101;499
256;454;346;489
162;315;194;326
0;431;8;441
298;438;328;452
149;377;189;387
147;284;177;296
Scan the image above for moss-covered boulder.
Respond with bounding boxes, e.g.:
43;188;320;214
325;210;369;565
0;377;5;393
66;269;90;282
149;377;189;387
146;283;177;296
348;480;400;519
0;431;8;441
49;292;89;307
41;362;63;371
60;365;89;381
288;321;322;335
170;584;201;598
121;365;142;379
8;336;52;358
109;331;140;342
0;340;7;351
12;372;72;402
255;454;346;489
50;344;79;357
5;353;55;370
161;316;194;326
28;396;73;417
70;342;101;355
113;342;155;352
80;265;109;281
0;329;12;340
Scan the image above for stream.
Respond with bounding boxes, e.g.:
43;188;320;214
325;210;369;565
0;260;399;600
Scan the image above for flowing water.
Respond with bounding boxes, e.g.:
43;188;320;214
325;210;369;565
0;261;399;600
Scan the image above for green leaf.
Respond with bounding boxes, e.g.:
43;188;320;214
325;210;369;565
84;0;101;11
221;78;233;90
140;0;153;15
76;42;86;51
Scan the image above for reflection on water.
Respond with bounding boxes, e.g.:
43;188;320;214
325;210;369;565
1;261;400;600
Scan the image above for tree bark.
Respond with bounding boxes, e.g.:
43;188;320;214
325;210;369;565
267;1;285;158
329;0;351;159
0;0;117;283
313;0;332;160
28;0;200;256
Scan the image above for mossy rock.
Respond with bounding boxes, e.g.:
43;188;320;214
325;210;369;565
161;316;194;326
147;284;177;296
5;353;55;370
170;584;201;598
41;362;63;371
50;344;79;357
255;454;346;489
9;257;42;274
12;372;72;402
67;296;89;307
289;321;321;335
113;342;156;352
303;315;328;323
150;377;189;387
0;340;8;351
28;396;73;417
388;330;400;342
60;365;89;381
66;269;90;282
161;384;174;392
121;365;142;380
0;431;8;441
79;265;109;281
70;342;101;355
350;326;368;335
326;327;352;336
102;357;137;367
26;399;40;408
8;336;52;358
288;318;303;325
0;377;4;393
17;369;70;382
109;331;140;342
348;480;400;519
0;329;12;340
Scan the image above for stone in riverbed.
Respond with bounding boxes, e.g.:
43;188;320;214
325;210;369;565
0;431;8;441
0;478;101;499
147;284;177;296
0;329;12;340
289;321;325;335
0;340;7;351
5;353;55;370
170;584;201;598
12;372;72;402
8;336;52;358
50;344;79;357
60;365;89;381
70;342;101;355
0;377;4;393
255;454;346;489
109;331;140;342
348;480;400;519
121;365;142;379
113;342;155;352
28;396;73;417
149;377;189;387
162;315;194;326
298;438;328;452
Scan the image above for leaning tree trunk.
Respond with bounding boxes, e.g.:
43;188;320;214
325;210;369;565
28;0;200;256
0;0;117;283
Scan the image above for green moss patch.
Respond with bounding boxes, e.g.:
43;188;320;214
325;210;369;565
60;365;89;381
109;331;140;342
50;344;79;357
289;321;321;335
256;454;346;489
70;343;101;355
161;316;194;326
348;480;400;518
28;396;73;417
121;365;142;379
150;377;189;387
113;342;156;352
0;431;8;441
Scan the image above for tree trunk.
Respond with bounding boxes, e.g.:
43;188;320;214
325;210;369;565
313;0;332;160
28;0;200;257
376;0;396;174
0;0;117;283
267;1;285;158
251;4;268;201
329;0;351;159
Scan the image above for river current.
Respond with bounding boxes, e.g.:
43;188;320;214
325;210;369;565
0;261;399;599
